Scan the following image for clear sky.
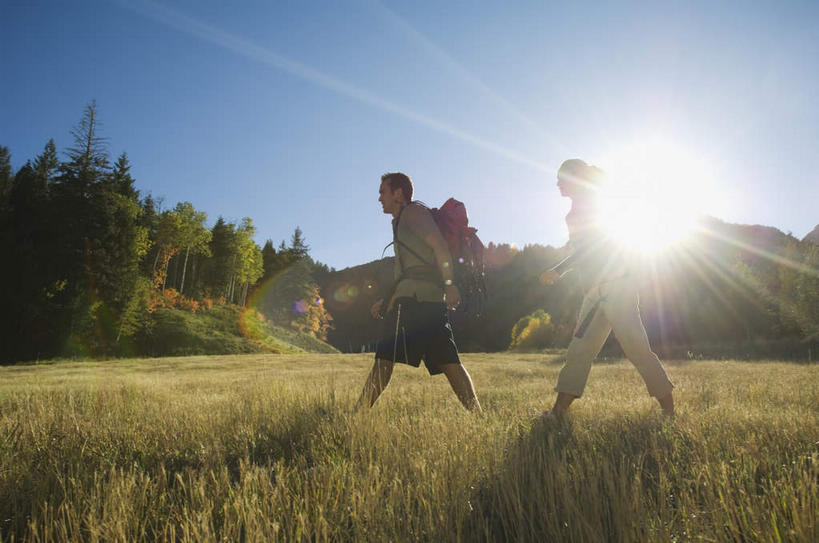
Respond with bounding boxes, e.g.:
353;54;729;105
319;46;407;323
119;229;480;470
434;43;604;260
3;0;818;270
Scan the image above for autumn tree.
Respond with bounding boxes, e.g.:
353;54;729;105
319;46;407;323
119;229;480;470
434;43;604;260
153;208;184;291
255;228;332;337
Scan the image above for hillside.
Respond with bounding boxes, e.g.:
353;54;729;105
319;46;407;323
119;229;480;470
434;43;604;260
134;305;338;357
804;224;819;245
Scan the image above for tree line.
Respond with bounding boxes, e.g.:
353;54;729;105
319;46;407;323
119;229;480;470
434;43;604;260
0;102;331;362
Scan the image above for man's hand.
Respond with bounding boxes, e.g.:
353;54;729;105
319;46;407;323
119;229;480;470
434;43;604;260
445;285;461;311
539;269;561;285
370;299;385;318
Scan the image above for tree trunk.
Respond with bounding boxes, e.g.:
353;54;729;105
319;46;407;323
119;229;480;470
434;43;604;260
152;246;161;273
242;281;249;306
227;253;237;302
190;255;198;296
162;256;170;292
180;245;190;295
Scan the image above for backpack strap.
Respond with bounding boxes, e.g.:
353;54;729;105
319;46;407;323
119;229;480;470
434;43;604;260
379;202;441;307
384;202;436;270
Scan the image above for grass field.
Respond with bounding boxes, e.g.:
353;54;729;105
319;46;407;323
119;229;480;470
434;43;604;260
1;353;816;542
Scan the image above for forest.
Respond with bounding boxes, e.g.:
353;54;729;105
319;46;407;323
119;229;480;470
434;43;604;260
0;103;333;362
2;103;818;363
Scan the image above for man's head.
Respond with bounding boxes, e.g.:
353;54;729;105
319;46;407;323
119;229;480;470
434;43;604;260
379;172;413;216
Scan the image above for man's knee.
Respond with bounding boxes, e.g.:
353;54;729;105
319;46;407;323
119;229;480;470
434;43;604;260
440;362;466;378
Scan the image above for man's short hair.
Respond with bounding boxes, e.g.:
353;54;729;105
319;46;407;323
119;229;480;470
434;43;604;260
381;172;413;201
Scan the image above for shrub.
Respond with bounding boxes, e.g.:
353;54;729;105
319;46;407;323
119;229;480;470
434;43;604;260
509;309;555;351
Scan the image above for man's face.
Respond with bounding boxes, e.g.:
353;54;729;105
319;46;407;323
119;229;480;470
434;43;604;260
378;180;404;215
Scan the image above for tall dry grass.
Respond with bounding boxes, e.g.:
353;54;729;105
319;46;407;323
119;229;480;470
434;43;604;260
0;354;816;542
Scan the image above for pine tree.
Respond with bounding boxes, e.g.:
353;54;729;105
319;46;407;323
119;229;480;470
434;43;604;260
202;217;237;300
33;139;59;183
43;102;148;355
289;226;309;260
107;152;138;199
138;194;160;276
0;145;14;202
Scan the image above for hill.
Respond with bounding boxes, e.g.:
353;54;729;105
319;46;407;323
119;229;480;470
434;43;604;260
132;305;338;357
804;224;819;245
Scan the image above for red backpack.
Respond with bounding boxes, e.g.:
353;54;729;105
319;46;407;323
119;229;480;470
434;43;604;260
389;198;487;315
430;198;487;315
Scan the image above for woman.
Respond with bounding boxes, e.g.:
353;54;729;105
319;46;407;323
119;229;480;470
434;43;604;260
540;159;674;417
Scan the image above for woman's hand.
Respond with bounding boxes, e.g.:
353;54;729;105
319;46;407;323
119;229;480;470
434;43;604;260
445;284;461;311
539;269;561;285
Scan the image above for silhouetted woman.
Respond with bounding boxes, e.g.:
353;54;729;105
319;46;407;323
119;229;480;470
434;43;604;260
540;159;674;417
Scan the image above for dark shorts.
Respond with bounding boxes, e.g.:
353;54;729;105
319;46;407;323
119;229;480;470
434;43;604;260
374;297;461;375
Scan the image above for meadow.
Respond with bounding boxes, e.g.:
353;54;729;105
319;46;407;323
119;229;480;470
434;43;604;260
0;353;816;542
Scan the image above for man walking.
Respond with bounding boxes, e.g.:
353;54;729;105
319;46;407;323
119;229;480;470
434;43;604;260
357;172;482;412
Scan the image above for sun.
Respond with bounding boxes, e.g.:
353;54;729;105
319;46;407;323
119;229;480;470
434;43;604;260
596;140;712;255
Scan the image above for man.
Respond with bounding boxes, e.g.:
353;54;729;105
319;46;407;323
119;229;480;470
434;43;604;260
357;172;482;412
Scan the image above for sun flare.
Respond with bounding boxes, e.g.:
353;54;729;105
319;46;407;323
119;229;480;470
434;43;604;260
597;140;712;255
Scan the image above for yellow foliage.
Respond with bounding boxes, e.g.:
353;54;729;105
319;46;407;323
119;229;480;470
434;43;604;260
509;309;554;351
289;284;333;340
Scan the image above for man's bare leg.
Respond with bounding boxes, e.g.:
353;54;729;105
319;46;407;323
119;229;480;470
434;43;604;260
441;363;482;412
357;358;394;409
657;392;674;416
545;392;577;418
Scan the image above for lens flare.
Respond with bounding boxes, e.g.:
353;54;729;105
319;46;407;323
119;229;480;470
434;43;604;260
598;139;715;255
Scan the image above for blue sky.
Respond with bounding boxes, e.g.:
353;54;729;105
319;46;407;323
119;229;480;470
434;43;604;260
3;0;818;269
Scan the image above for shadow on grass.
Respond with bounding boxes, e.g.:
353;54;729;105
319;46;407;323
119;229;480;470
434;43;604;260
461;415;689;542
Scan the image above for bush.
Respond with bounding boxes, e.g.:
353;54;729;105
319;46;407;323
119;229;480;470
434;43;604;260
509;309;555;351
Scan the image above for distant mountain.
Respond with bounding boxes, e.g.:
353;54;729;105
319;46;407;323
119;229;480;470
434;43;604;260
803;224;819;245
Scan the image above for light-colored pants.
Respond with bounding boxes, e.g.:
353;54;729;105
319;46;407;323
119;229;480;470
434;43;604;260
555;277;674;399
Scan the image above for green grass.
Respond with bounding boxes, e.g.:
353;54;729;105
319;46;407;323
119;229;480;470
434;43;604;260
0;354;816;542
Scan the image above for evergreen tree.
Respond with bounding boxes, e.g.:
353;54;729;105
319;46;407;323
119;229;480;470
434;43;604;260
289;226;309;260
261;240;278;279
0;163;56;360
0;145;14;201
107;152;138;200
33;139;59;183
138;194;160;276
43;101;146;355
202;217;237;300
51;101;110;302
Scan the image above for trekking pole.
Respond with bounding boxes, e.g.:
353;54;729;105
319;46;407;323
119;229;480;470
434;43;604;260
392;303;402;363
